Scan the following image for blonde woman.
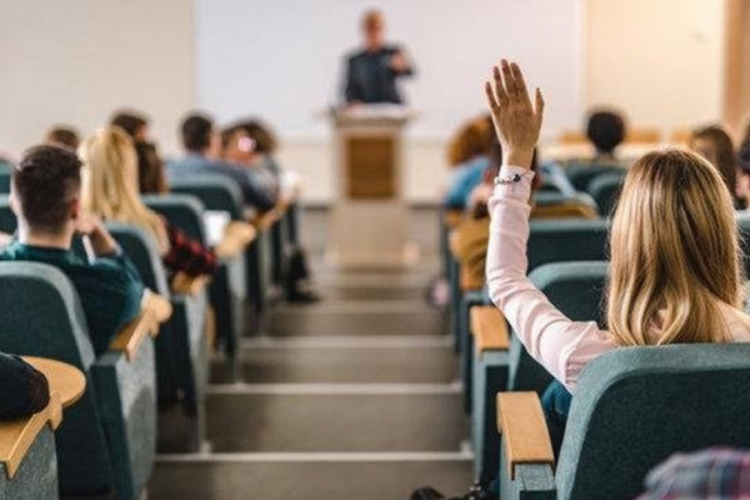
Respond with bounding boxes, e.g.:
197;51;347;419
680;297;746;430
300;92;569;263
81;127;217;278
484;60;750;456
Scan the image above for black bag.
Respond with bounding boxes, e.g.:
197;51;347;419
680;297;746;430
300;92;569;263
282;244;319;302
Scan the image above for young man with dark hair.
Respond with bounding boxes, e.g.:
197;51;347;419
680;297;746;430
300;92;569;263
586;110;626;158
0;145;145;355
168;112;275;213
45;125;81;151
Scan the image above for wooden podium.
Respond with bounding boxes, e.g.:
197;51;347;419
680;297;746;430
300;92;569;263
326;105;419;269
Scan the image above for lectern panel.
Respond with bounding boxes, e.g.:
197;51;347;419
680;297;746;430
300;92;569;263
346;137;395;199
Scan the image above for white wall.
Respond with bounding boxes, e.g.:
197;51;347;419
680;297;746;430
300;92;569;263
194;0;584;202
0;0;195;158
584;0;726;134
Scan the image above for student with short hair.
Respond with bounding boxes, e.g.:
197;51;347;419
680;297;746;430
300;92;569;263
1;145;145;355
45;125;81;151
168;113;275;212
0;352;50;420
81;127;217;278
586;109;626;159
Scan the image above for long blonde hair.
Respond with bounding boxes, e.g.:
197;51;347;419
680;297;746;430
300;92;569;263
607;148;750;346
80;127;169;254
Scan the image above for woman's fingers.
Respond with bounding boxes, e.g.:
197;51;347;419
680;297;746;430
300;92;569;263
535;88;545;124
511;62;531;103
501;59;517;96
485;81;500;113
492;66;509;105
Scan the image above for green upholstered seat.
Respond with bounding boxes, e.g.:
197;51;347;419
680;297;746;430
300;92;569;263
473;261;608;486
0;426;58;500
106;223;209;451
498;343;750;500
144;195;245;372
565;164;626;192
527;219;610;272
0;262;155;500
587;171;625;217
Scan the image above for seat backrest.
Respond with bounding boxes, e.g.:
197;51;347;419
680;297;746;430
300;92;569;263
170;175;243;220
527;219;610;272
143;194;207;245
0;262;114;496
557;344;750;500
0;161;11;195
533;192;600;219
587;171;625;217
566;164;626;192
509;262;609;392
0;195;16;234
735;213;750;279
106;222;170;296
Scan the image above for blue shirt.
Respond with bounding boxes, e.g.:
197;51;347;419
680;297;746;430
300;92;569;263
445;156;491;209
167;153;275;212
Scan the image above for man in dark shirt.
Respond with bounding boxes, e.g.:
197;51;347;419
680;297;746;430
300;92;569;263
0;145;145;356
167;113;275;213
0;352;49;419
343;9;415;105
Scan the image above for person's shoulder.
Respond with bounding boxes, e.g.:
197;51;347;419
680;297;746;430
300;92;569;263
346;48;366;62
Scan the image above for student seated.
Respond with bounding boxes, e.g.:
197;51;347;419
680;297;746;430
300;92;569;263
444;116;493;209
689;124;739;208
45;125;81;151
485;59;750;456
221;125;280;200
565;108;628;168
415;60;750;500
1;145;145;356
81;127;217;279
0;352;50;420
167;112;275;213
111;110;168;194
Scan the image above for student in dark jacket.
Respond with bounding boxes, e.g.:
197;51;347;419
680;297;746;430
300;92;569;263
0;352;50;419
1;145;145;356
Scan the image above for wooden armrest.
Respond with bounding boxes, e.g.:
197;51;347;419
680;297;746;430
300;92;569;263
171;271;211;296
497;392;555;479
22;357;86;409
471;306;510;351
109;311;152;362
252;204;284;231
214;221;257;259
460;267;484;292
443;209;464;230
144;292;173;328
0;392;63;479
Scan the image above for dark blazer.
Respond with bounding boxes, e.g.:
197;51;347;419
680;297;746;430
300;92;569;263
344;45;414;104
0;353;50;419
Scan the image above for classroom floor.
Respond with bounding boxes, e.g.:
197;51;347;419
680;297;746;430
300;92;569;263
148;207;473;499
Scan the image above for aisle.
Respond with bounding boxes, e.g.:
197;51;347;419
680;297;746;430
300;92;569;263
149;209;472;499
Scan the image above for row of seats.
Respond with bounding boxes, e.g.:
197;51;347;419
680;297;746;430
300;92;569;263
440;163;750;499
0;173;296;499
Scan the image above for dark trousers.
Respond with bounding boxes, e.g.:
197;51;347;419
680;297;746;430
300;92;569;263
541;379;573;459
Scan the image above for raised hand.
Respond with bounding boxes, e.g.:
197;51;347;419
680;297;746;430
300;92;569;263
485;59;544;169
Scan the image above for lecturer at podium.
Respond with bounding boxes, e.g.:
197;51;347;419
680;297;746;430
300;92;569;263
343;9;415;105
